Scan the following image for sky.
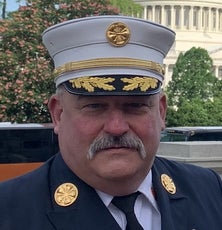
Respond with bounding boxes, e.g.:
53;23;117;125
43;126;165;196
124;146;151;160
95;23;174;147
6;0;26;12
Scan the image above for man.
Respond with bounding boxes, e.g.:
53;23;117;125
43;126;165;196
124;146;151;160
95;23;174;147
0;15;221;230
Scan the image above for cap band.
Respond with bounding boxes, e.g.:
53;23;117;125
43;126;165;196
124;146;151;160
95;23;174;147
54;58;164;77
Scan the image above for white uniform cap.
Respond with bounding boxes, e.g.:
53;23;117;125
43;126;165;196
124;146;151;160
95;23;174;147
42;15;175;95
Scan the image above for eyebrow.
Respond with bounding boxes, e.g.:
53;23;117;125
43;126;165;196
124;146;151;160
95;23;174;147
77;95;100;101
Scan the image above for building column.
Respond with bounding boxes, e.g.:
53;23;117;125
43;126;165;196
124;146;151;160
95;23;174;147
152;5;155;21
209;7;212;31
216;8;219;32
199;7;203;30
163;64;170;87
215;66;219;78
171;5;175;29
161;5;165;24
190;6;194;30
181;6;184;29
143;5;147;20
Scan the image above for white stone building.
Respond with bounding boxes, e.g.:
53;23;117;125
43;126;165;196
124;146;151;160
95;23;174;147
134;0;222;86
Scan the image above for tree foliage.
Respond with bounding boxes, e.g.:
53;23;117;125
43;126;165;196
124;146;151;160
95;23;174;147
0;0;119;123
109;0;142;16
167;47;218;107
166;97;222;126
166;47;222;126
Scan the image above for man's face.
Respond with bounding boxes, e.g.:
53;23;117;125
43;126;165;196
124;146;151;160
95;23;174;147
49;89;167;195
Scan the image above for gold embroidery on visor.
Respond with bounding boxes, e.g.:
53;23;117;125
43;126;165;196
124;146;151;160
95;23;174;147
68;76;159;92
69;77;115;92
121;77;158;92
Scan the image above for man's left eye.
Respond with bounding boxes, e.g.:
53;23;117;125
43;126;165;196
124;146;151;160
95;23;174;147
127;103;147;108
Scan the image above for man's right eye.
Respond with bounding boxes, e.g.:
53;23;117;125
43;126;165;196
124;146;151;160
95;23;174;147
82;103;107;111
84;104;102;109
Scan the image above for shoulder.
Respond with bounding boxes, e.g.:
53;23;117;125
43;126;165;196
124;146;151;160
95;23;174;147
154;156;222;192
0;156;57;229
155;156;219;176
0;156;54;204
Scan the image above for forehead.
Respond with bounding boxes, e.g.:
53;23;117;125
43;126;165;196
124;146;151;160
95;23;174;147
69;94;158;103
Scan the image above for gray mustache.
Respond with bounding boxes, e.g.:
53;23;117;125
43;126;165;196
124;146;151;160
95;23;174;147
88;134;146;160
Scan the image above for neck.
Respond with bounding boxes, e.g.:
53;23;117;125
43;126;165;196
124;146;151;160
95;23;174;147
87;170;150;196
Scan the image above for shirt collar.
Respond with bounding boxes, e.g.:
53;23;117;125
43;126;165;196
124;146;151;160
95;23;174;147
96;170;155;208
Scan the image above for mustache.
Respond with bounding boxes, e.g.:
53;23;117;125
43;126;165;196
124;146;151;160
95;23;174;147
88;133;146;160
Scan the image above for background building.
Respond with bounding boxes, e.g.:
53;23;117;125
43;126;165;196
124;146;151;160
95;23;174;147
134;0;222;86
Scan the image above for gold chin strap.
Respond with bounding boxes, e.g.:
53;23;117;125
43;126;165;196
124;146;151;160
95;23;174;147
54;58;164;77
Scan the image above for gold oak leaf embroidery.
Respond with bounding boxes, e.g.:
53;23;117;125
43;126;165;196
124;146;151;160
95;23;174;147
69;77;115;92
121;77;158;92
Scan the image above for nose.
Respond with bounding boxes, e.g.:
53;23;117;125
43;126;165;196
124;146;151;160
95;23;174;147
103;109;129;136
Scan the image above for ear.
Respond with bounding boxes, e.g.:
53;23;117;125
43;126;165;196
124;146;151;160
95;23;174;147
159;93;167;130
48;94;63;134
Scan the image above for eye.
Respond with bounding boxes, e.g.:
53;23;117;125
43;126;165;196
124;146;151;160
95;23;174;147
82;103;106;111
127;103;147;108
84;103;100;108
122;102;149;114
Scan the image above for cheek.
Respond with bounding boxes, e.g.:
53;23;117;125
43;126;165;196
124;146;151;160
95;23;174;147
61;114;102;147
138;120;161;156
133;113;162;143
58;118;94;164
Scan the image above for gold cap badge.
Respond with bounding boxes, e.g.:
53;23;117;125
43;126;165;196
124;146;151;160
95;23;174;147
54;183;78;207
161;174;176;194
106;22;130;47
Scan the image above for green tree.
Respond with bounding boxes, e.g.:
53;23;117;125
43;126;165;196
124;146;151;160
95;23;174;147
167;47;218;108
166;47;222;126
0;0;119;123
109;0;142;16
204;98;222;125
166;98;209;126
166;98;222;126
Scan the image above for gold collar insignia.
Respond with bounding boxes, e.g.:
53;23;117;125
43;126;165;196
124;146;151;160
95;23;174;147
161;174;176;194
54;183;78;207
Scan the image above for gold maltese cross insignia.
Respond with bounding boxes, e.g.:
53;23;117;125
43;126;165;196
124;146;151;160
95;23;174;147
106;22;130;47
161;174;176;194
54;183;78;206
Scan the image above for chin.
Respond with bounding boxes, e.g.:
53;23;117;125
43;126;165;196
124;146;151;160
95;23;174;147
99;163;142;180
